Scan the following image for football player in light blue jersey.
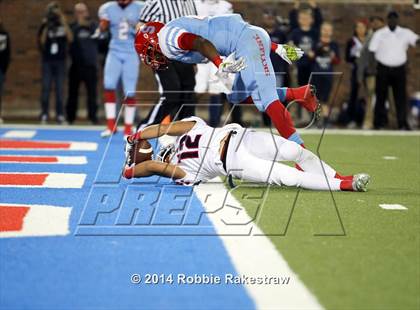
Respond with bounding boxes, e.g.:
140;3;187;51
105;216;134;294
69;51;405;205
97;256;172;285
134;14;321;147
97;0;144;137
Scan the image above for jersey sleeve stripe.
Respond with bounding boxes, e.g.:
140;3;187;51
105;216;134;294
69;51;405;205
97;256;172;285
158;27;177;58
167;27;184;55
171;28;188;51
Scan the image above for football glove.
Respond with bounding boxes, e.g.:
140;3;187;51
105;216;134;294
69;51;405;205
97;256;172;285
218;52;246;74
215;52;245;93
275;44;304;65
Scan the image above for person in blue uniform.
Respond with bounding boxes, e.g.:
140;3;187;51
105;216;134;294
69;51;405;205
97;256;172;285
97;0;144;137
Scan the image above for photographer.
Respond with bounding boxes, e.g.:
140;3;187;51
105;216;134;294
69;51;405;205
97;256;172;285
38;2;73;124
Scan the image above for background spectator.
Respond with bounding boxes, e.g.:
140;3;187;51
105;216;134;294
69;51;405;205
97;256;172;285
369;11;419;130
0;18;11;124
311;21;340;124
344;20;368;128
264;10;288;88
66;2;98;125
288;7;318;122
38;1;73;124
357;16;385;129
289;0;323;32
288;8;318;86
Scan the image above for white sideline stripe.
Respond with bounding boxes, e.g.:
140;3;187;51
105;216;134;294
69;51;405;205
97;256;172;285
379;204;407;210
0;155;87;164
2;130;36;138
0;203;71;238
382;156;398;160
0;172;86;188
194;179;323;310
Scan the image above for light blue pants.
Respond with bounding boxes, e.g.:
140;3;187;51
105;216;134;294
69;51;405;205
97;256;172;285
103;50;140;97
228;25;279;112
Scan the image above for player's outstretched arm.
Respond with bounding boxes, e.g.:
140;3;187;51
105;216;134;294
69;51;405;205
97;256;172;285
180;34;245;73
190;36;223;67
128;160;186;180
129;121;196;142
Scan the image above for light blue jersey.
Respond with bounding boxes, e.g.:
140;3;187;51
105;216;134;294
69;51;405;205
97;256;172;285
158;14;278;110
158;14;248;64
99;1;144;54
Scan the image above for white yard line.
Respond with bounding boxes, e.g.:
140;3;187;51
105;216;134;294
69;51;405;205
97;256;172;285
382;156;398;160
379;204;408;210
194;179;323;310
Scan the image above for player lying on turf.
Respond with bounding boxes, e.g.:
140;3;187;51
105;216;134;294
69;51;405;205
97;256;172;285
122;117;370;192
135;14;318;147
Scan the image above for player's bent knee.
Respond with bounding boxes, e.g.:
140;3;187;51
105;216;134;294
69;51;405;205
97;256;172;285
279;173;299;187
279;141;301;161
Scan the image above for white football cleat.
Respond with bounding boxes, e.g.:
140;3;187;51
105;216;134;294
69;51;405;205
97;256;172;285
352;173;370;192
100;129;116;138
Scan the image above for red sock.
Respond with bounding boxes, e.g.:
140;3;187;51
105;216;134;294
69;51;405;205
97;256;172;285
285;85;310;102
124;124;132;136
107;119;116;132
340;180;354;191
265;100;296;139
104;90;116;103
104;90;117;132
335;173;354;181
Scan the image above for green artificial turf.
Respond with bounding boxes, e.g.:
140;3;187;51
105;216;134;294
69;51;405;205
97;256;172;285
230;133;420;310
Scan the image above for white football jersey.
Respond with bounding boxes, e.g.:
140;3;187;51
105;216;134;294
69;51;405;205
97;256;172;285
170;117;241;185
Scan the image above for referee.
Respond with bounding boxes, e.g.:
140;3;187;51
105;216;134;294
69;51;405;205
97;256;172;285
368;11;418;130
138;0;197;126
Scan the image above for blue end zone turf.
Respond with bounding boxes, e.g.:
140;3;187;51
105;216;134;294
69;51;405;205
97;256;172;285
0;127;254;309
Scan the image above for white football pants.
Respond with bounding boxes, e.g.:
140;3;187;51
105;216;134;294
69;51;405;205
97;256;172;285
226;129;344;191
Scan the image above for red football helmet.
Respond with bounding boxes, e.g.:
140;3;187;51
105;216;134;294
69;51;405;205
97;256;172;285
135;22;168;70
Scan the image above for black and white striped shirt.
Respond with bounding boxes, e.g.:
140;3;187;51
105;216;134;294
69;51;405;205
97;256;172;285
139;0;197;23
